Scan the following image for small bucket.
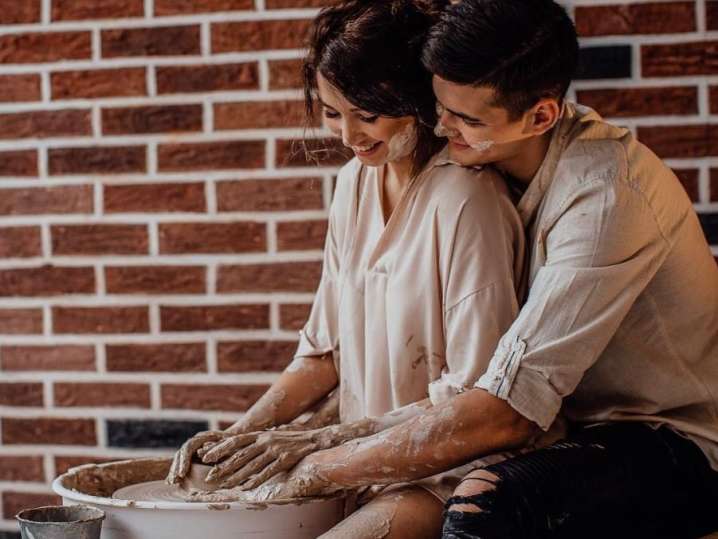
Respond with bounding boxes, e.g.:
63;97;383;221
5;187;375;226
16;505;105;539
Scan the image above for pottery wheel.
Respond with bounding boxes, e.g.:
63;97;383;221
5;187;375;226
113;481;200;503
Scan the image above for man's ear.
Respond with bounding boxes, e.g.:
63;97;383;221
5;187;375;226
525;99;562;136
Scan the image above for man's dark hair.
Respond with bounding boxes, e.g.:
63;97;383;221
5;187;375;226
304;0;448;176
423;0;579;120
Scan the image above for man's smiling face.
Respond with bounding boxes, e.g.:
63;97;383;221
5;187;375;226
432;75;535;168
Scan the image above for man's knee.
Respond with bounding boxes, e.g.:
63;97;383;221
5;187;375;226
442;468;519;539
448;469;501;514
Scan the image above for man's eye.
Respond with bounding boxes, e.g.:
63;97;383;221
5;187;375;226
462;118;485;127
323;109;340;119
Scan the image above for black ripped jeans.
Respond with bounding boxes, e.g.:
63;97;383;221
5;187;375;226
442;422;718;539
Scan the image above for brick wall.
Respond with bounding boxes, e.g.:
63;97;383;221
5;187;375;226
0;0;716;535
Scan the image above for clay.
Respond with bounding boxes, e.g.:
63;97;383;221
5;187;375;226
386;123;418;162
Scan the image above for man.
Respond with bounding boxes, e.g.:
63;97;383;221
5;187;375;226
422;0;718;537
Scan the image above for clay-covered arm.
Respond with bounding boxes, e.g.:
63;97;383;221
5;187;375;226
295;388;537;495
201;398;433;489
167;354;337;485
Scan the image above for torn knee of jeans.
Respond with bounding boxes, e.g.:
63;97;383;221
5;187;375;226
445;475;502;516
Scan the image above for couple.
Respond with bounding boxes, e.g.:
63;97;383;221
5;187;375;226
169;0;718;537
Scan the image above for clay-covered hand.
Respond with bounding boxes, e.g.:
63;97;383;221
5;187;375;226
200;429;327;490
166;430;229;485
187;455;343;503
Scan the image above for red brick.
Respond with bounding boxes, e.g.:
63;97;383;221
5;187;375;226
707;1;718;31
276;137;352;168
575;2;695;37
52;0;144;21
0;149;37;177
106;342;206;372
711;169;718;202
0;266;95;297
54;455;123;476
0;227;41;258
0;383;43;407
155;0;252;15
277;219;327;250
2;417;96;446
279;303;310;330
266;0;334;8
637;125;718;158
0;74;41;102
49;146;146;175
2;491;61;520
0;0;41;24
642;41;718;77
0;32;91;64
0;185;93;216
212;20;312;53
102;105;203;135
52;68;147;100
710;86;718;114
0;109;91;139
0;456;45;482
217;177;323;212
161;304;270;331
575;87;698;118
52;224;148;256
1;345;95;371
218;340;297;372
102;26;200;58
156;63;258;94
214;100;315;130
161;383;268;411
0;309;43;334
159;222;266;254
218;261;321;293
673;169;700;202
104;182;205;214
268;59;303;90
53;306;149;334
54;382;150;408
105;265;206;294
158;140;265;172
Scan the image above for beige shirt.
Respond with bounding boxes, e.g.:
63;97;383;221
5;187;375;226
476;103;718;469
295;148;525;423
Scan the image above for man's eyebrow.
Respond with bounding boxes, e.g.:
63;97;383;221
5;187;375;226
442;102;484;123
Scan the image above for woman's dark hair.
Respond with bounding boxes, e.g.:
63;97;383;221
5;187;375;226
304;0;448;177
423;0;578;120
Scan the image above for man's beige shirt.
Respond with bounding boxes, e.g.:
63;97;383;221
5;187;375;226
295;149;525;423
476;103;718;469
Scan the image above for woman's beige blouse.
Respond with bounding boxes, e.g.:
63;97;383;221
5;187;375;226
294;148;525;423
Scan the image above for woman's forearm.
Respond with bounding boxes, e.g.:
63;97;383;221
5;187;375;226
226;354;338;433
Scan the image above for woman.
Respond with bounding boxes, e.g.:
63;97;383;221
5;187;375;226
169;0;525;536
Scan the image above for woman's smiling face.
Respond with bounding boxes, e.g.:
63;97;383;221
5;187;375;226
316;72;417;167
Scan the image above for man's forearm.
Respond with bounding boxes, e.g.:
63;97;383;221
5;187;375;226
312;388;538;488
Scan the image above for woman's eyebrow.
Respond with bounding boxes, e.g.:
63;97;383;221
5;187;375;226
317;97;366;114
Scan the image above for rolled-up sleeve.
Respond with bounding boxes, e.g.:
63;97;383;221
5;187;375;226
475;177;667;430
429;177;524;405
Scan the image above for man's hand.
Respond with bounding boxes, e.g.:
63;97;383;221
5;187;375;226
200;430;321;489
187;453;342;502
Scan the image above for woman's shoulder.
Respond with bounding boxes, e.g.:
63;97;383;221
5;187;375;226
421;160;511;210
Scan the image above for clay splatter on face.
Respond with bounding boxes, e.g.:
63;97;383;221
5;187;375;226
385;122;417;162
467;139;495;152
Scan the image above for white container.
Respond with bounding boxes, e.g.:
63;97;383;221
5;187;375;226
52;458;343;539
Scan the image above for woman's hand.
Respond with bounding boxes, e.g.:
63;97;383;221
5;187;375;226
167;430;229;485
187;453;342;503
201;418;379;490
200;429;326;489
